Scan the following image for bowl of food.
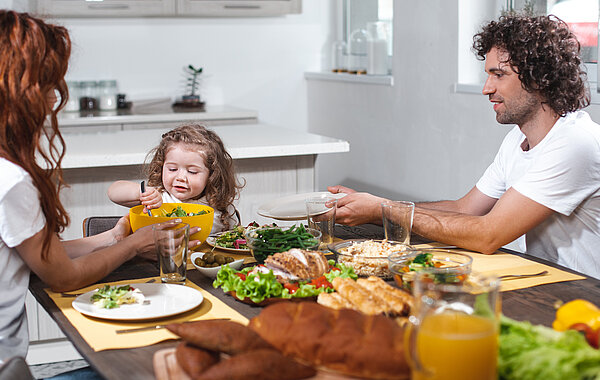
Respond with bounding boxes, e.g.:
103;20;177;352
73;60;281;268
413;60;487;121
244;224;321;264
328;239;411;279
129;203;214;245
388;249;473;292
190;251;244;279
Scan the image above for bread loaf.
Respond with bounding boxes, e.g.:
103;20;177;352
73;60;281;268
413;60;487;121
248;302;410;380
166;320;273;354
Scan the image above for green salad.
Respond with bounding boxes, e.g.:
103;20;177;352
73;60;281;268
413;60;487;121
90;285;142;309
213;260;357;304
156;206;210;217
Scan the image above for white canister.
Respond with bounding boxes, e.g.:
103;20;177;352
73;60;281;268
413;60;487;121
64;81;80;112
366;21;390;75
98;80;118;110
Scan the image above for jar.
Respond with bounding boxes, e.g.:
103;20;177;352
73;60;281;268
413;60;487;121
348;29;368;74
79;81;98;111
64;81;80;112
98;80;118;110
331;40;348;73
366;21;390;75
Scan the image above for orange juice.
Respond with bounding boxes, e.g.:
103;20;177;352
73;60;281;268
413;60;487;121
413;311;497;380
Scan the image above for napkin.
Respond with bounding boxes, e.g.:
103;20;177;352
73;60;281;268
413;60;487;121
45;277;248;352
415;244;585;291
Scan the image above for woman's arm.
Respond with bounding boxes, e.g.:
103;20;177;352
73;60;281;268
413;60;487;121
61;216;132;258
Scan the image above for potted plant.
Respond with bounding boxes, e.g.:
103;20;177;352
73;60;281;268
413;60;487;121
173;64;205;110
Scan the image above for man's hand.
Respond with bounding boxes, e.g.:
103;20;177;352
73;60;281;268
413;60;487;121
327;185;357;195
334;192;388;226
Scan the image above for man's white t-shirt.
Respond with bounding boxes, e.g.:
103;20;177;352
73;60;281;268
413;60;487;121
0;158;45;362
161;192;238;234
476;110;600;279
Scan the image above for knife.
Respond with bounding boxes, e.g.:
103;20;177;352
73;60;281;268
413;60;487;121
115;318;231;334
140;181;152;217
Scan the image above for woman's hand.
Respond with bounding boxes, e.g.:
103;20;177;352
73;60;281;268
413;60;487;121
140;186;162;213
111;215;132;244
133;221;202;261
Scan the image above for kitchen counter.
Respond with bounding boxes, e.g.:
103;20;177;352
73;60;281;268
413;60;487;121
60;123;349;169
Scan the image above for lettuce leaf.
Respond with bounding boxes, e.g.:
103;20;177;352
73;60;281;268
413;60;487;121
212;260;356;303
499;315;600;380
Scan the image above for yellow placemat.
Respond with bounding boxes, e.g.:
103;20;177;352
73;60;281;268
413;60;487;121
45;277;248;352
416;243;585;291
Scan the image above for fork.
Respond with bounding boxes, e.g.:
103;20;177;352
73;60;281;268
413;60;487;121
498;270;549;280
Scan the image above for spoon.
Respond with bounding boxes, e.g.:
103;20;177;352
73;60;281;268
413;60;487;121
498;270;549;280
140;181;152;217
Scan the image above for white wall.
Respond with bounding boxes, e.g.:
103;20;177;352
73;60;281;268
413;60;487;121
309;0;600;207
7;0;331;132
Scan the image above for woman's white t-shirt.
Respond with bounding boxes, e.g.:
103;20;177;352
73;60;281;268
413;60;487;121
0;158;45;363
161;192;238;234
476;111;600;279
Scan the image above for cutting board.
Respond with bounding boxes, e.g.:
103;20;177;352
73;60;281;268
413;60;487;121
153;347;356;380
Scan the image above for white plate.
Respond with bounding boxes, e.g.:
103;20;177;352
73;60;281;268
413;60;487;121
206;235;250;253
257;191;347;221
72;283;203;321
190;251;245;279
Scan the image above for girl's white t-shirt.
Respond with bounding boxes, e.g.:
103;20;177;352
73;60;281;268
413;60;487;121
476;111;600;279
0;158;45;362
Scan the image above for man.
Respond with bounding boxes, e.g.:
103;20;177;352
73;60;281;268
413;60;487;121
329;14;600;279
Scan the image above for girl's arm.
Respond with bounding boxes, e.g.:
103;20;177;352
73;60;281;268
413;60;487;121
107;180;142;207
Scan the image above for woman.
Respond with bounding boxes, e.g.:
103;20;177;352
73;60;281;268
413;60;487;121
0;11;193;366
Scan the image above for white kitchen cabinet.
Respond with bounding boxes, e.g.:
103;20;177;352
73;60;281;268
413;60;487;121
177;0;301;16
35;0;175;17
34;0;301;17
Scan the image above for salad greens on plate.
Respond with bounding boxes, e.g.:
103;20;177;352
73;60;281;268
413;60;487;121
213;260;357;304
90;285;143;309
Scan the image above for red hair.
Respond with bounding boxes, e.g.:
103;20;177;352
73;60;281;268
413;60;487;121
0;11;71;259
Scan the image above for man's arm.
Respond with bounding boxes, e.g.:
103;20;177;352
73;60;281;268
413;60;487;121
413;187;554;253
417;186;497;215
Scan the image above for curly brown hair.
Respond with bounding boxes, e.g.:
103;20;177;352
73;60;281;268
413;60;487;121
473;14;589;116
0;11;71;260
146;124;243;226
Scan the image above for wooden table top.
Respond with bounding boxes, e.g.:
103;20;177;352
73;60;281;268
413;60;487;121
28;224;600;380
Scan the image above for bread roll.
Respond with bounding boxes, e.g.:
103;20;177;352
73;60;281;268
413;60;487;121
317;292;354;310
166;320;273;354
331;277;389;315
249;302;410;380
196;349;316;380
356;276;413;316
174;342;219;379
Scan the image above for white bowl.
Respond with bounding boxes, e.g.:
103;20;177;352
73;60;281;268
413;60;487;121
190;251;244;279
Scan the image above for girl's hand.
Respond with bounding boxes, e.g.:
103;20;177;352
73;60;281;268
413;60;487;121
140;186;162;213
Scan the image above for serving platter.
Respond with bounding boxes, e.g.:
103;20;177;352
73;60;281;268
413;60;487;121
72;283;203;321
257;191;346;221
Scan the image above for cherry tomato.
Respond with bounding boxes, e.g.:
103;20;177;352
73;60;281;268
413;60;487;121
235;272;246;281
284;282;299;294
308;276;333;289
569;323;599;348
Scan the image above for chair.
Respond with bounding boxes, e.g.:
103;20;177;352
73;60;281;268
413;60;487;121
0;356;35;380
82;216;121;237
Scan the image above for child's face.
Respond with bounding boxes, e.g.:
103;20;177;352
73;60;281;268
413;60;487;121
162;143;209;201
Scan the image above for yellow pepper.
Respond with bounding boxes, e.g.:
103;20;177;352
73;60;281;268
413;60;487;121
553;299;600;331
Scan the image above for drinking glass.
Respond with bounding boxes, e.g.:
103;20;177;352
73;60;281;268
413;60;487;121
153;223;190;284
405;271;501;380
306;196;337;249
381;200;414;245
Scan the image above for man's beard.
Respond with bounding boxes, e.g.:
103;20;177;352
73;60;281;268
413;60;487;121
495;92;540;126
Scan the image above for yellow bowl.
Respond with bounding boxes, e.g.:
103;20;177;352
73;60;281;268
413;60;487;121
129;203;214;245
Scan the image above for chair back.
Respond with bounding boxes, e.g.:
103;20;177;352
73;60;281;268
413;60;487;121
82;216;121;237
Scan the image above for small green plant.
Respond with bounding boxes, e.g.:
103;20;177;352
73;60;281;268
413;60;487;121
184;64;203;97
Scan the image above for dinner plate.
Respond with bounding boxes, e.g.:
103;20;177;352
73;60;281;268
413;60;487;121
72;283;203;321
257;191;346;221
205;235;250;253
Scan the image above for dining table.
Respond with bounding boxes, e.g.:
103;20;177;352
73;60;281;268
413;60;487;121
28;223;600;380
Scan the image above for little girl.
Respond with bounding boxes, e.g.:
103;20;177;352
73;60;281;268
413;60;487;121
108;124;243;233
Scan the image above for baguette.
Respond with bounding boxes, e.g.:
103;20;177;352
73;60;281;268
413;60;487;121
174;342;219;379
356;276;413;316
249;302;410;380
166;320;273;354
196;349;316;380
